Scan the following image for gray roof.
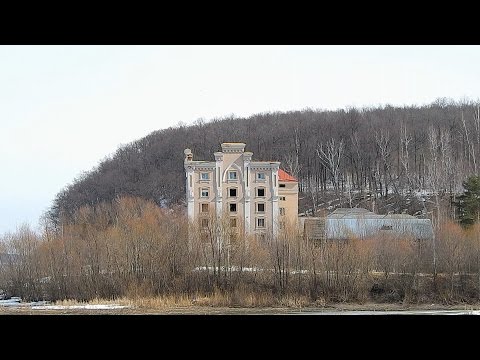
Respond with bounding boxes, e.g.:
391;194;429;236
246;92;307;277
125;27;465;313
329;208;416;219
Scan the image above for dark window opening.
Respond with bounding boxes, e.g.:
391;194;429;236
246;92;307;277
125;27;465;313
257;218;265;228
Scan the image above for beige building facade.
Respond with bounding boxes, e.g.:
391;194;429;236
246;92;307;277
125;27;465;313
184;142;298;238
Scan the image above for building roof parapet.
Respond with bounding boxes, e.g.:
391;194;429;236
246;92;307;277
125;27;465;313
221;143;246;153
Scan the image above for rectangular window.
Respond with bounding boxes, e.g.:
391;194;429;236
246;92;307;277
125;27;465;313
201;188;209;197
229;203;237;213
257;172;265;180
230;217;237;228
280;208;285;216
201;203;209;212
257;218;265;228
228;171;237;180
257;203;265;213
274;174;277;186
279;184;286;188
201;172;209;180
279;221;285;230
257;187;265;197
229;188;237;197
280;196;286;201
201;218;209;228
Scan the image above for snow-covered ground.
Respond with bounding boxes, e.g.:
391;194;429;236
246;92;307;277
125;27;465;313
193;266;308;274
0;297;128;310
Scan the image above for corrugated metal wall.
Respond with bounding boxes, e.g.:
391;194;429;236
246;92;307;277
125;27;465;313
325;218;434;240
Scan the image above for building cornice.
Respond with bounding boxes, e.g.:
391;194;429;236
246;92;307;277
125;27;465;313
221;143;246;153
184;162;216;171
250;161;281;170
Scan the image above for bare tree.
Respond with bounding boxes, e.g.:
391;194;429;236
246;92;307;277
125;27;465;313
474;105;480;174
284;127;302;179
399;124;413;192
316;138;344;196
462;111;477;174
375;130;396;197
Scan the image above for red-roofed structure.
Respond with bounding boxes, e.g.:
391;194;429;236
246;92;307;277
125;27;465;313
278;169;297;182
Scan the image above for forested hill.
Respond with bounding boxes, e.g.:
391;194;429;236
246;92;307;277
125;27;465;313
48;99;480;224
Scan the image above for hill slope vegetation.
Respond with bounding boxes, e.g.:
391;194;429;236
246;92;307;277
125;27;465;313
48;98;480;224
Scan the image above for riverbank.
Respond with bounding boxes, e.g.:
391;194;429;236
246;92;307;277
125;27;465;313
2;297;480;314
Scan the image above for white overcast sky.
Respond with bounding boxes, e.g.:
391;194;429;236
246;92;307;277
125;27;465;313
1;45;479;234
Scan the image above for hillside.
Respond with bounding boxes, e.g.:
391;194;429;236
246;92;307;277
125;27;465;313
48;98;480;225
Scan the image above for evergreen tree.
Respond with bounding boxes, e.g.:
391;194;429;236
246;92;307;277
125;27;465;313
456;175;480;226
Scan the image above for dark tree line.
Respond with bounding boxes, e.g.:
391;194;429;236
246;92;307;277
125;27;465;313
48;98;480;227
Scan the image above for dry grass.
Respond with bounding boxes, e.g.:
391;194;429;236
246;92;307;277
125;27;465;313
128;295;193;309
51;291;316;310
54;297;132;307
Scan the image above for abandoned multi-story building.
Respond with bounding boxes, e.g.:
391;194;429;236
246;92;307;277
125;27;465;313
184;142;298;238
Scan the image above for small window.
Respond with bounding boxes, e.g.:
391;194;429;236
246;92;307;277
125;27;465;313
257;203;265;213
257;218;265;228
229;188;237;197
228;171;237;180
257;188;265;197
280;196;286;201
257;233;266;242
201;203;209;213
230;218;237;228
257;172;265;180
229;203;237;213
380;225;393;230
201;188;209;197
280;208;285;216
279;221;285;229
201;218;209;228
201;172;209;180
279;184;286;188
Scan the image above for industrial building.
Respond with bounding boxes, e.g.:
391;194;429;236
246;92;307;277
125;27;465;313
301;208;434;241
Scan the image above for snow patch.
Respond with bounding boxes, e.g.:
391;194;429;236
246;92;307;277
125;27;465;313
0;297;129;310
